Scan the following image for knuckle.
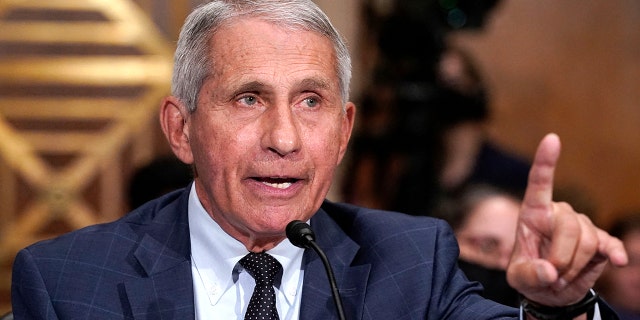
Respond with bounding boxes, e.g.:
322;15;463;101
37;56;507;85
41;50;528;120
581;233;598;253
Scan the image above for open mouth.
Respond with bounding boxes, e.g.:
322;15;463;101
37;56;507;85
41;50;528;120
255;177;299;189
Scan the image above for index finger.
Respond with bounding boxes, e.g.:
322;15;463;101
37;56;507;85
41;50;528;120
522;133;562;211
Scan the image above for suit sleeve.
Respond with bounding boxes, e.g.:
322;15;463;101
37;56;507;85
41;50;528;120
427;219;518;319
427;221;618;320
11;248;60;320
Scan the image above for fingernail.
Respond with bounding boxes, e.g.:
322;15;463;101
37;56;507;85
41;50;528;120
536;265;549;283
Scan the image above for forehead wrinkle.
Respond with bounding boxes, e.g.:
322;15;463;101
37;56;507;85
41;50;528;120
207;20;339;103
214;50;330;89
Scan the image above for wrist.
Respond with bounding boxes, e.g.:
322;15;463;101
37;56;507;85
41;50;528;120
520;289;598;320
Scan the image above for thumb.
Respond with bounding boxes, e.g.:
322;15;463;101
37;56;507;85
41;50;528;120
507;258;558;291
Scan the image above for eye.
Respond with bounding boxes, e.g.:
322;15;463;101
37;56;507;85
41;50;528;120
302;96;319;108
238;95;258;106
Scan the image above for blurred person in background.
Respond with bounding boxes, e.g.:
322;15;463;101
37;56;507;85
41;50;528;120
436;183;521;307
596;212;640;320
342;0;532;216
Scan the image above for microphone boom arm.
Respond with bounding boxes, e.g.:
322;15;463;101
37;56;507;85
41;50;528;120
307;239;346;320
286;220;346;320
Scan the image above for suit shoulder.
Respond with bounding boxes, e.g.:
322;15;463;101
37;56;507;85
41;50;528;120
321;201;453;247
19;188;188;258
323;201;447;230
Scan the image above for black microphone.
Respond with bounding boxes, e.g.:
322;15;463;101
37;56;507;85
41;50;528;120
286;220;346;320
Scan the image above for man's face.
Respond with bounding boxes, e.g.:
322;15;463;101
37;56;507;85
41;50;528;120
182;18;355;249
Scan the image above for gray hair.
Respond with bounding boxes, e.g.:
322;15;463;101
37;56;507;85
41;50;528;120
172;0;352;112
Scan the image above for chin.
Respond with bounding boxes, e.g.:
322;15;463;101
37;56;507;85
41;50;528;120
249;214;291;232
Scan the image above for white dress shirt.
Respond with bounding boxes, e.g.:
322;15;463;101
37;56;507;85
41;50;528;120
188;184;305;319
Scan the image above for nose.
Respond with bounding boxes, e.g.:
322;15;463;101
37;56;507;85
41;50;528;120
261;103;301;156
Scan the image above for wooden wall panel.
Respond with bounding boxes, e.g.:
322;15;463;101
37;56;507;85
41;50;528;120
0;0;178;313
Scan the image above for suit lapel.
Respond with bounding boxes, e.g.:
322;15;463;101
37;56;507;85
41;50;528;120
300;207;370;320
124;189;196;319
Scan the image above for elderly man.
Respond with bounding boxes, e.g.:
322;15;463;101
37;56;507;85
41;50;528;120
12;0;627;319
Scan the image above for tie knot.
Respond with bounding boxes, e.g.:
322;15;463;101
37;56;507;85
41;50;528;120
240;252;282;285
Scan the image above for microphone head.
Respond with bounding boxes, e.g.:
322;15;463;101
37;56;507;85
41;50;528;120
286;220;316;248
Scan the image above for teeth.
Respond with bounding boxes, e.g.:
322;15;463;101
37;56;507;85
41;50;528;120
262;181;292;189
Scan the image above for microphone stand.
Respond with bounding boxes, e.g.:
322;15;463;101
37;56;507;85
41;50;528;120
307;239;346;320
286;220;346;320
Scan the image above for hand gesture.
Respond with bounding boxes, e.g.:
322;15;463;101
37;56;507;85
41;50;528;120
506;133;628;306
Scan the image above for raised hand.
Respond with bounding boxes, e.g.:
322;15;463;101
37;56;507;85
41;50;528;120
506;133;628;306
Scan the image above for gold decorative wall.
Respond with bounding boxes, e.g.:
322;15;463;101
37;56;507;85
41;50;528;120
0;0;174;312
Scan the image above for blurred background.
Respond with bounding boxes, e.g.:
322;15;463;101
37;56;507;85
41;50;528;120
0;0;639;314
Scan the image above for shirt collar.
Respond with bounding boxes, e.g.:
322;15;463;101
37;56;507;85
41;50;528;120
188;183;304;306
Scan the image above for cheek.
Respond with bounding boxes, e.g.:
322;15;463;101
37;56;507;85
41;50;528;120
306;140;340;177
306;124;343;160
190;122;258;179
189;122;230;168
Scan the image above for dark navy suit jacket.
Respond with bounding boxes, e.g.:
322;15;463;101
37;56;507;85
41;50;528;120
12;187;526;319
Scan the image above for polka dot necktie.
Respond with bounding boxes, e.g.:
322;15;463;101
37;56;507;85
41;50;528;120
240;252;282;320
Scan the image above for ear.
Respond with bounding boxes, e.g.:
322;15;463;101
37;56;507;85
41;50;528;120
159;96;194;165
337;102;356;164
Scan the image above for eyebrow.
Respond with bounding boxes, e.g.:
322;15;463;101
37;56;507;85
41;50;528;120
233;81;268;95
230;77;332;97
295;77;331;93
